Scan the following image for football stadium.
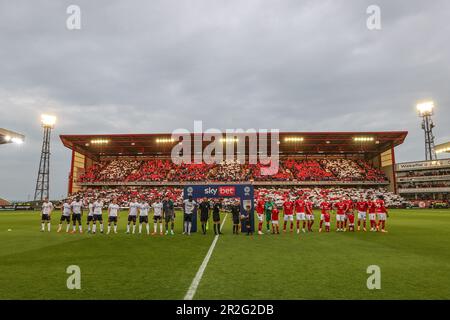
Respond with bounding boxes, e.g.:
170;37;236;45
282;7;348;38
2;128;450;300
1;2;450;310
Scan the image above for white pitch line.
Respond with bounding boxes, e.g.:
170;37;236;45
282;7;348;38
184;214;228;300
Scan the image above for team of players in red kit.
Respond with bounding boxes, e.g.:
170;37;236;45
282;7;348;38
255;195;389;235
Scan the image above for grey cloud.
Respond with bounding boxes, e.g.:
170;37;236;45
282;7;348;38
0;0;449;199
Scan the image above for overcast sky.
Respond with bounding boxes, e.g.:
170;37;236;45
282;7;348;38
1;0;449;200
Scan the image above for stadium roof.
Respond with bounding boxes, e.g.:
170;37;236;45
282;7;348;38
0;128;25;145
60;131;407;161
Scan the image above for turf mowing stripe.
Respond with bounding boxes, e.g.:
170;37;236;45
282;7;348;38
184;214;228;300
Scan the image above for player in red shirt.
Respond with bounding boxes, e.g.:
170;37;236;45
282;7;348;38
305;197;314;232
356;196;368;232
375;196;388;233
334;199;348;232
367;197;377;231
343;196;354;232
319;198;332;232
256;197;266;235
282;199;294;233
271;206;280;234
294;197;307;234
347;211;355;232
323;211;331;232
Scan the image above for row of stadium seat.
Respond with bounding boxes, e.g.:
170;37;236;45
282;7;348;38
68;186;406;208
79;158;387;183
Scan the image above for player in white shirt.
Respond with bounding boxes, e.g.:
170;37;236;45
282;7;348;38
57;199;71;233
183;196;197;236
70;197;84;233
107;198;120;234
40;197;54;232
152;198;164;236
127;198;140;234
86;201;95;233
92;198;104;234
139;200;150;235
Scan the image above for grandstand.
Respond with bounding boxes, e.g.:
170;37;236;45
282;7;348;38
396;158;450;204
60;131;408;206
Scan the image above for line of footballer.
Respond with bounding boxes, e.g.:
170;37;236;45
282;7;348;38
37;194;389;235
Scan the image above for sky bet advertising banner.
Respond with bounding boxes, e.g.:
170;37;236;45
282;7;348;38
184;184;255;232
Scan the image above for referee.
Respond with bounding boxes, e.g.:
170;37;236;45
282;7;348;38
198;198;210;235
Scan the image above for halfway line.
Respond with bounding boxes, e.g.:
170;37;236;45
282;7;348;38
184;214;228;300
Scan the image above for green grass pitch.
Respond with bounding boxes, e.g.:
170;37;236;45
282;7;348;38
0;209;449;300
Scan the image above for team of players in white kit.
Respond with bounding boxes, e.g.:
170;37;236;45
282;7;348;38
40;196;176;235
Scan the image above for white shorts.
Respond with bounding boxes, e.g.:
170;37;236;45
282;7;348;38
336;214;345;222
377;213;387;221
272;220;279;225
257;213;264;222
320;214;325;221
306;214;314;221
325;222;331;227
296;213;306;221
369;213;376;221
284;214;294;221
358;212;366;220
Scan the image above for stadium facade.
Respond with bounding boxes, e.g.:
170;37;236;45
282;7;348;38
396;158;450;202
60;131;407;195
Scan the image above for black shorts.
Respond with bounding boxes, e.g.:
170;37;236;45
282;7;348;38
184;214;192;222
93;214;103;222
108;216;118;223
72;214;82;222
213;214;220;222
153;216;162;223
60;215;70;223
165;214;174;223
41;214;50;221
233;217;240;225
139;216;148;224
87;215;93;222
200;214;209;223
128;215;137;223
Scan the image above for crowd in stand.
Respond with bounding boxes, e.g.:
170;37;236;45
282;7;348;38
320;159;364;181
68;186;406;208
79;158;387;183
81;160;142;182
68;187;182;207
255;187;405;207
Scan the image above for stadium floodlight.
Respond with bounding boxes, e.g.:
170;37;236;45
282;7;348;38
416;101;437;160
11;137;24;144
220;137;239;143
34;114;56;201
435;147;450;154
416;101;434;116
284;137;304;142
156;138;175;143
91;139;110;145
353;136;374;142
41;114;57;128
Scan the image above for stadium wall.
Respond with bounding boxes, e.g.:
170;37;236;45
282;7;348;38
68;150;86;194
379;148;397;193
